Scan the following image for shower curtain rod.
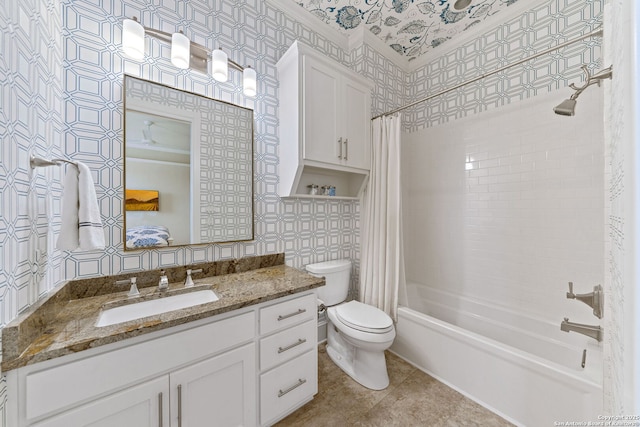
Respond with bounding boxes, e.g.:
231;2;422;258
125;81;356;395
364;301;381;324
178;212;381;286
372;28;604;120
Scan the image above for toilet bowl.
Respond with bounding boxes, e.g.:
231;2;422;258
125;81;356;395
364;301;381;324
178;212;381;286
306;259;396;390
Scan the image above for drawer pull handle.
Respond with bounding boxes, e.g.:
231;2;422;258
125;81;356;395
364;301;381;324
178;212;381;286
177;384;183;427
277;308;306;321
278;338;307;354
158;392;163;427
278;378;307;398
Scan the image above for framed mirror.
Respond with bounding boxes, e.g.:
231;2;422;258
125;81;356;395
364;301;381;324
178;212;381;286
123;75;254;250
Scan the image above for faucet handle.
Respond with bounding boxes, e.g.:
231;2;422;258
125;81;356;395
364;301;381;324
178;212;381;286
566;282;575;299
184;268;203;288
115;277;140;298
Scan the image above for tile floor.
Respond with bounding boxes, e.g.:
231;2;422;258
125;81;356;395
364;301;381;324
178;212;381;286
276;344;513;426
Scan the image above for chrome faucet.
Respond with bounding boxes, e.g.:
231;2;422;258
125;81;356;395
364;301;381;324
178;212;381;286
566;282;604;319
560;318;603;342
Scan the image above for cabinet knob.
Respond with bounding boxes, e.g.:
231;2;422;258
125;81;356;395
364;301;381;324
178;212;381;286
337;137;343;159
343;138;348;160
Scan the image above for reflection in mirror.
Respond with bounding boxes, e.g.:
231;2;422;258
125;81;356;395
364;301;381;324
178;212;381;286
124;76;254;250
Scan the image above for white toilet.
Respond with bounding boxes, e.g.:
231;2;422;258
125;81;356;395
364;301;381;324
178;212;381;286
306;259;396;390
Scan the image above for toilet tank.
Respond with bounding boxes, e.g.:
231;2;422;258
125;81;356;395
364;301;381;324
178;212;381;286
306;259;352;306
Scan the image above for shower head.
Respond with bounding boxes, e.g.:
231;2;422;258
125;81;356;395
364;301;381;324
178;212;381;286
554;64;612;116
553;98;577;116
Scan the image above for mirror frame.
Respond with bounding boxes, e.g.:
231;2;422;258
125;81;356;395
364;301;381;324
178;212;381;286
123;75;255;250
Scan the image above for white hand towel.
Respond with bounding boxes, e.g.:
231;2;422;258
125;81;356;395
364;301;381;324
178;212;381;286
56;162;105;251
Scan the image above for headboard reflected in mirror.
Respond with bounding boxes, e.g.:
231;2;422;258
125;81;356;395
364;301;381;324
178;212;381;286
123;75;254;250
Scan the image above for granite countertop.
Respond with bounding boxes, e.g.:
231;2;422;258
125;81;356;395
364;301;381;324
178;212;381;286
1;263;324;372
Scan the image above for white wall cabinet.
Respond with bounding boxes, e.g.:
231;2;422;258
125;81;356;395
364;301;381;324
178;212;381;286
302;55;371;170
6;292;317;427
277;40;373;198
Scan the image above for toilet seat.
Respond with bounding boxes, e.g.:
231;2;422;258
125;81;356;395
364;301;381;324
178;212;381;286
335;301;394;334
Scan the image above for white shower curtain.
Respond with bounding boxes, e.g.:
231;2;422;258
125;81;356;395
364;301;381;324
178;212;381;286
360;114;405;322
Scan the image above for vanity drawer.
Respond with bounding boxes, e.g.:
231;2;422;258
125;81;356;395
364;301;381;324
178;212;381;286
260;319;316;371
260;293;316;335
260;350;317;426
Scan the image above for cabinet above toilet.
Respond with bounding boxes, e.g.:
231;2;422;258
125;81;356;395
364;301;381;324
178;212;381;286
276;40;373;199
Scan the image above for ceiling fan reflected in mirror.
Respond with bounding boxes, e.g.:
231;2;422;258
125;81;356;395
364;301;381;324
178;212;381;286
141;120;156;144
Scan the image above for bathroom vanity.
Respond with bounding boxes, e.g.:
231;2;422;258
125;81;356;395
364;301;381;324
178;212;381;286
2;256;323;427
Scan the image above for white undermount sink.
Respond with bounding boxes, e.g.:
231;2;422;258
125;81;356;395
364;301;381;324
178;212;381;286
96;289;219;327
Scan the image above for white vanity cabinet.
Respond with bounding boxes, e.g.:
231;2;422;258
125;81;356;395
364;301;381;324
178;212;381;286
277;40;373;198
6;292;318;427
32;376;169;427
168;343;256;427
258;293;318;426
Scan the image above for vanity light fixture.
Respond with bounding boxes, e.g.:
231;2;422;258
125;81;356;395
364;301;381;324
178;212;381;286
121;17;258;96
211;48;229;82
243;66;257;97
122;17;145;60
171;31;191;69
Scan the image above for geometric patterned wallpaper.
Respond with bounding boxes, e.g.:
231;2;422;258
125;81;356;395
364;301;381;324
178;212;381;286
0;0;607;420
0;0;64;420
404;0;604;132
198;96;254;243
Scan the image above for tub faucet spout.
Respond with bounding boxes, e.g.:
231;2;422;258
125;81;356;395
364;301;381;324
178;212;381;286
560;317;603;342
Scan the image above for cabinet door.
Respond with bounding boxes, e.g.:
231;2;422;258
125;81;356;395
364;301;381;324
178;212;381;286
169;343;256;427
302;55;342;165
342;77;371;170
33;376;168;427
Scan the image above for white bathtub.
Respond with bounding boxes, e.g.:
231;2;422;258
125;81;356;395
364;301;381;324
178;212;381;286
390;287;603;426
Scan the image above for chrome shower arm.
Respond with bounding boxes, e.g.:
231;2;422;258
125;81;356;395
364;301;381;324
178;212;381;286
569;65;613;100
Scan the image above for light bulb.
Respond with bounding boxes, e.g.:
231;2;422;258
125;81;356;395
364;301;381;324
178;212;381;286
211;48;228;82
243;66;257;97
171;31;190;69
122;17;145;60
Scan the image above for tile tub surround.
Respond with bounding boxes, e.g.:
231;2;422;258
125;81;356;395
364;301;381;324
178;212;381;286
1;256;323;372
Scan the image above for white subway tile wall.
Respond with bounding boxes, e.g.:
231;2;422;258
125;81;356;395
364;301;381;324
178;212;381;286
402;87;604;330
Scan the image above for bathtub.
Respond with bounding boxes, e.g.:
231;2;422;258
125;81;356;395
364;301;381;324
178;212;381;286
390;285;603;427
